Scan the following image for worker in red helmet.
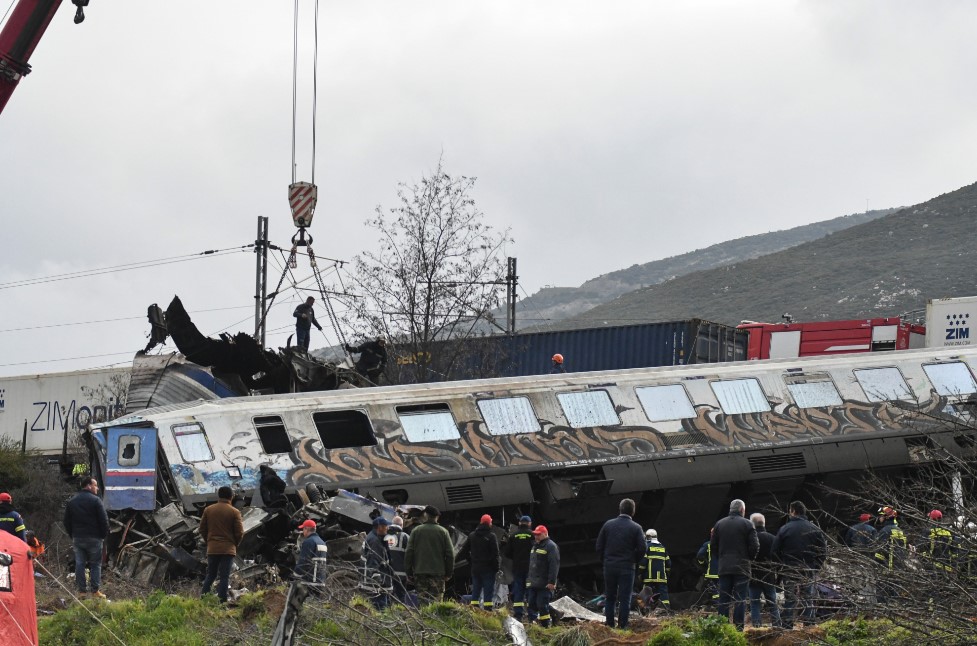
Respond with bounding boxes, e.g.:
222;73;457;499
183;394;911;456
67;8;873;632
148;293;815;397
550;353;566;374
0;492;27;542
466;514;500;611
844;513;877;551
919;509;957;573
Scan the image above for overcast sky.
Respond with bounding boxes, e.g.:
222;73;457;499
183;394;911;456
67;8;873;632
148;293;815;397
1;1;976;378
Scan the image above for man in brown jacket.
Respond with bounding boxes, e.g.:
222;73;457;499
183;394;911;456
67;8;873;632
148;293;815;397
199;486;244;603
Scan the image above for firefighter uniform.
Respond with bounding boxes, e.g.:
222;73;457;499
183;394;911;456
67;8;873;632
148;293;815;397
696;538;719;605
874;513;907;603
0;493;26;542
502;517;534;619
640;534;671;609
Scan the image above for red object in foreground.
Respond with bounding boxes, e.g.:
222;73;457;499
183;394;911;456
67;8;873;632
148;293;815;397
0;529;39;645
737;317;926;361
0;0;66;115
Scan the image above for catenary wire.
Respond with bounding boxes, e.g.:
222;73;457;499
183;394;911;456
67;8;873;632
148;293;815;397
0;246;251;290
0;304;254;334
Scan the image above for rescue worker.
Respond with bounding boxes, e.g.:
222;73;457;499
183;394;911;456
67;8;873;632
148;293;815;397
771;501;826;629
696;528;719;606
748;513;781;628
711;499;759;631
595;498;646;629
346;337;388;384
502;515;534;620
385;516;410;603
873;506;907;603
844;513;877;551
294;519;328;583
404;506;455;605
467;514;501;610
919;509;956;573
639;529;671;612
526;525;559;627
0;492;27;541
364;517;393;610
293;296;323;351
550;354;566;374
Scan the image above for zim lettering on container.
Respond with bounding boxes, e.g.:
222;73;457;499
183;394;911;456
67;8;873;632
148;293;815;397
945;313;971;344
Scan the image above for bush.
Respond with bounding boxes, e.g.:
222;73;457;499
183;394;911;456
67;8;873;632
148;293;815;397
648;615;748;646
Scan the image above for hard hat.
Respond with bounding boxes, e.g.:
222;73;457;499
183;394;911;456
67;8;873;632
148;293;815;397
928;509;943;521
879;506;897;519
645;529;657;539
0;493;11;503
858;513;872;523
480;514;493;525
552;353;564;364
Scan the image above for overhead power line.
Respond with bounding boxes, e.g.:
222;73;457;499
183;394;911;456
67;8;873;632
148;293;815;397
0;245;252;291
0;304;254;334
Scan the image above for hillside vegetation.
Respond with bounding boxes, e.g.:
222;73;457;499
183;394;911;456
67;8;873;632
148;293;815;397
513;209;895;330
553;181;977;328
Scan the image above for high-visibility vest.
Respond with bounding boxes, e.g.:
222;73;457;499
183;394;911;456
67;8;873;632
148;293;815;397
642;541;670;584
874;524;907;569
925;526;955;572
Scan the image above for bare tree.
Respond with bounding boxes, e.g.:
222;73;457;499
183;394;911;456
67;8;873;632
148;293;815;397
805;397;977;645
341;158;512;384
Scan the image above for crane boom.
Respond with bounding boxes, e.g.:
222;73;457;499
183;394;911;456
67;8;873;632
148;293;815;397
0;0;87;115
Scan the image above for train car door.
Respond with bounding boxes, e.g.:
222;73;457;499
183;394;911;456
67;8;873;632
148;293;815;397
104;427;157;511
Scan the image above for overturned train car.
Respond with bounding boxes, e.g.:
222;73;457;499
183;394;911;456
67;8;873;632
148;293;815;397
88;346;977;589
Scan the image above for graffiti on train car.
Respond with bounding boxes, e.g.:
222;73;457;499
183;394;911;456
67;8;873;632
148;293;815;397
277;393;950;488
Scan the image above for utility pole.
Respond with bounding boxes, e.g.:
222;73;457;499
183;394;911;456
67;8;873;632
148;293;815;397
254;216;269;347
506;257;517;335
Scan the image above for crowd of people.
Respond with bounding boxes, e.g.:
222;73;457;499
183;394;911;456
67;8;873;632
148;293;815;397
3;480;965;630
310;495;968;631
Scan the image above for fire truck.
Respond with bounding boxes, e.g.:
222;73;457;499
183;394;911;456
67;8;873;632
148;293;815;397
737;316;926;361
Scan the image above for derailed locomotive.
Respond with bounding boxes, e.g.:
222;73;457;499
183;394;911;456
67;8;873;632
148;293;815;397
87;345;977;590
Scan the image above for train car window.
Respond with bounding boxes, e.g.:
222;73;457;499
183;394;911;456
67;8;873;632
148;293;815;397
396;404;460;442
711;379;771;414
477;397;540;435
783;374;843;408
854;367;913;402
557;391;620;428
171;423;214;463
253;415;292;454
922;362;977;397
117;434;141;466
312;410;378;449
635;384;696;422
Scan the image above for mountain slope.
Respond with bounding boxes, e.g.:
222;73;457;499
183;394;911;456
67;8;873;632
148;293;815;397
515;209;895;330
553;181;977;328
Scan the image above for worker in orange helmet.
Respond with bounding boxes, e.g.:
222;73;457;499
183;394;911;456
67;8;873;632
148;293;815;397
550;354;566;374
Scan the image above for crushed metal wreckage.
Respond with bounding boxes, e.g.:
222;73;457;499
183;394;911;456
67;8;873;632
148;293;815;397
108;487;422;589
135;296;370;404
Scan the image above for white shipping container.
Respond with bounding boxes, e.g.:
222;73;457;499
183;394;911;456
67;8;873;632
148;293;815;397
0;368;131;455
925;296;977;349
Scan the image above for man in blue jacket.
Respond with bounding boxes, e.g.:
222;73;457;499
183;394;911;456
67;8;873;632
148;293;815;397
711;499;759;631
595;498;646;629
63;477;109;599
771;501;826;629
294;519;327;583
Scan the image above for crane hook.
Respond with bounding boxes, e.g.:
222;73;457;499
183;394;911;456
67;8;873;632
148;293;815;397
72;0;89;24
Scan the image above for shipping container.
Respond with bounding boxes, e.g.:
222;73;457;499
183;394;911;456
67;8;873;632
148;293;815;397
0;367;131;455
925;295;977;349
390;320;748;383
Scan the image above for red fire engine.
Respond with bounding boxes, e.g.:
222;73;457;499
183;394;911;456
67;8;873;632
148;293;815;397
737;316;926;361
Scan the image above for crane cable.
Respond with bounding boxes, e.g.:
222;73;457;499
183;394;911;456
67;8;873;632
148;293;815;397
291;0;319;185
